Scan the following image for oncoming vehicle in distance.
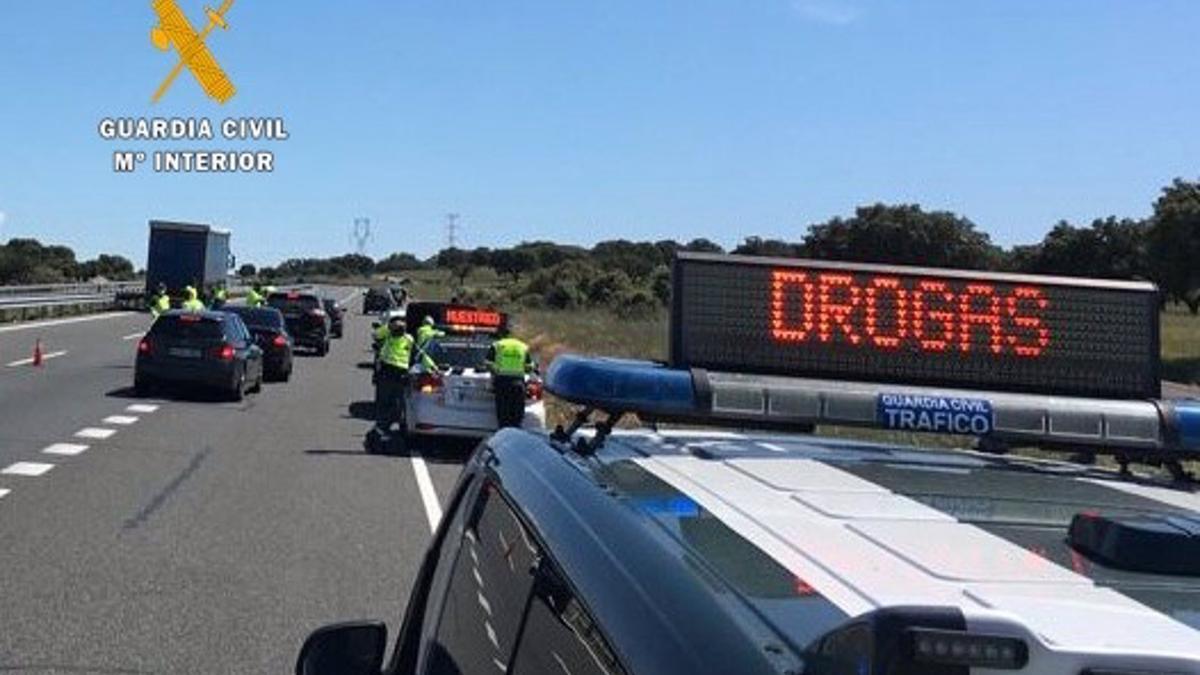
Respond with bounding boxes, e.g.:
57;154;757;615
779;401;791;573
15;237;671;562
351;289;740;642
267;290;331;356
135;310;264;401
297;254;1200;675
322;296;344;339
406;333;545;441
363;286;395;315
220;305;294;381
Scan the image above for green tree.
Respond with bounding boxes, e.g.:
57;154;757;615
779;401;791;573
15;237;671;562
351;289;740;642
1017;218;1149;280
804;204;1000;270
237;263;257;278
1148;179;1200;312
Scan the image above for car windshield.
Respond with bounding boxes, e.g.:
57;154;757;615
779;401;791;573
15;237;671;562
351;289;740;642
425;338;491;369
223;307;284;330
149;316;224;340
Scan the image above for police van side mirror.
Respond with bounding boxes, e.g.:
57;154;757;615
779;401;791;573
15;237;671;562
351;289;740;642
295;621;387;675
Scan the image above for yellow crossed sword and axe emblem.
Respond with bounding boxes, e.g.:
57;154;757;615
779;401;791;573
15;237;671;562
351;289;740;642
149;0;237;104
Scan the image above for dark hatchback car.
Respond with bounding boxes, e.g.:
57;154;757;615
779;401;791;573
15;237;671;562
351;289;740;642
135;310;264;401
267;291;331;355
221;305;294;381
363;287;395;315
322;297;344;339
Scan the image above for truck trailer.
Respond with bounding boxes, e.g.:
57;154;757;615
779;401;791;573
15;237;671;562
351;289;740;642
144;220;233;302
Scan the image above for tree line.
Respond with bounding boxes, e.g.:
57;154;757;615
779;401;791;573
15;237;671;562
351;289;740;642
322;177;1195;315
0;239;135;285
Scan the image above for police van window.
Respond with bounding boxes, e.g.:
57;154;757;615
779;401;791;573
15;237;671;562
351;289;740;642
425;483;539;674
510;561;626;675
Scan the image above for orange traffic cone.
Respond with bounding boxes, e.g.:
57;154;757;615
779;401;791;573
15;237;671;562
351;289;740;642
32;339;44;367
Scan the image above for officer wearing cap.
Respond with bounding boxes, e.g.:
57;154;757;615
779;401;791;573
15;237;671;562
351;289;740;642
372;314;415;445
485;326;536;428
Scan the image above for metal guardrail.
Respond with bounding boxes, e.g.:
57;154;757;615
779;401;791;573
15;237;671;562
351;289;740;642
0;281;143;299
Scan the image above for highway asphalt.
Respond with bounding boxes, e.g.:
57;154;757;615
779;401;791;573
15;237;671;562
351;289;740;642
0;288;467;673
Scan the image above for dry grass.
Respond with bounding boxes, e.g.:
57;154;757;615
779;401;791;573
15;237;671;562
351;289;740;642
1161;303;1200;384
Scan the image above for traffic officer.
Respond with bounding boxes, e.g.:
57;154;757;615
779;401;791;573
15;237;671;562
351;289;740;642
181;286;205;312
416;316;444;349
150;284;170;317
211;284;228;309
485;326;536;428
372;314;415;444
245;284;265;308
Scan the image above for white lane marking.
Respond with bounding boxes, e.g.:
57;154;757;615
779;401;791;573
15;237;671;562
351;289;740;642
410;452;443;532
0;488;10;499
102;415;139;426
121;332;145;341
338;289;360;305
2;462;55;476
0;312;135;333
6;350;68;367
75;427;116;440
42;443;89;456
126;404;159;413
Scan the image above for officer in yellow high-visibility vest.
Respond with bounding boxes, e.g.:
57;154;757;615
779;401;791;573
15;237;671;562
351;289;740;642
485;326;536;428
245;284;265;308
416;316;444;349
181;286;205;312
212;284;228;309
150;284;171;317
372;315;415;444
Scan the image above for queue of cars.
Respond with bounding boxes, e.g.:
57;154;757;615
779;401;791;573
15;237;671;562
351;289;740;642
133;288;346;400
298;254;1200;675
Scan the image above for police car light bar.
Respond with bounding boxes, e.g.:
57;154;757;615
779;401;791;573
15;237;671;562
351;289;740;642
544;356;1200;457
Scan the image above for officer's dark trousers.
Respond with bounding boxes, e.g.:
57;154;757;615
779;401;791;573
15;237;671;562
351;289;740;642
375;365;409;433
493;375;525;428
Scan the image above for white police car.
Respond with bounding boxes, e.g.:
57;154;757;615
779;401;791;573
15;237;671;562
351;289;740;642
297;254;1200;675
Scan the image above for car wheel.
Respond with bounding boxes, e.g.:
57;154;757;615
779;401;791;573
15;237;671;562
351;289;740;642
249;370;263;394
317;341;329;356
281;366;291;382
229;369;245;402
134;375;154;397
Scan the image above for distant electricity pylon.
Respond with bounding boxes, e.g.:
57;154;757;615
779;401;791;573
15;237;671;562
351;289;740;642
446;213;460;250
352;217;372;255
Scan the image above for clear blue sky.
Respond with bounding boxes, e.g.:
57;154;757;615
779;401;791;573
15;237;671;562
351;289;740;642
1;1;1197;267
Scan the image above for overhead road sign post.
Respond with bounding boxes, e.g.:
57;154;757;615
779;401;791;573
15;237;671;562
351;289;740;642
670;252;1161;400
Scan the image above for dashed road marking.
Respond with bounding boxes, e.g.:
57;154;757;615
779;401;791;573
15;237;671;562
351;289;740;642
76;427;116;440
43;443;89;456
410;452;443;533
0;488;10;499
126;404;159;413
103;415;139;425
0;312;135;334
6;350;68;367
2;462;55;477
122;332;145;341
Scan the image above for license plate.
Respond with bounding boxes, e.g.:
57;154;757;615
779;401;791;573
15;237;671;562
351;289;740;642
168;347;202;359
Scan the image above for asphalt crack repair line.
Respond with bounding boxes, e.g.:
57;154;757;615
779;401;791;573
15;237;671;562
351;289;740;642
123;447;212;531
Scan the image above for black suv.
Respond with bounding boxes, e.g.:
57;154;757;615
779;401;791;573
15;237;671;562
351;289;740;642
267;291;331;355
322;297;344;338
363;287;395;315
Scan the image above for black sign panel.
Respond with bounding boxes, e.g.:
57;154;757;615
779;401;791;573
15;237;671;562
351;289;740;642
670;253;1161;399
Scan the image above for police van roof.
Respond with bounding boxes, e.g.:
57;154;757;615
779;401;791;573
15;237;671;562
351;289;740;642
489;423;1200;674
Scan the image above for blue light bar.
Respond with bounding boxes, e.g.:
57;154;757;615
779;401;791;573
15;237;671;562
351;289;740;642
545;355;1200;460
1172;400;1200;450
544;356;698;418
